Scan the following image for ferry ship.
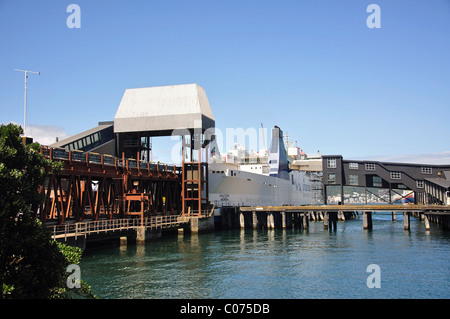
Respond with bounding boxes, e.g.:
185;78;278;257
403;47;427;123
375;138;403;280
207;126;317;216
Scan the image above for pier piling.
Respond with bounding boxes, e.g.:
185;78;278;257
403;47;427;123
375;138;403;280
424;213;431;230
363;212;373;230
236;205;450;232
403;212;410;230
328;212;337;231
252;211;258;229
303;213;309;230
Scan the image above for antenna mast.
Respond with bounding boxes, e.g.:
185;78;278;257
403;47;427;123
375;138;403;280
261;123;266;152
14;69;40;136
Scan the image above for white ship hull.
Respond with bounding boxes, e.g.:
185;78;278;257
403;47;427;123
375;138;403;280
207;125;320;214
209;162;313;208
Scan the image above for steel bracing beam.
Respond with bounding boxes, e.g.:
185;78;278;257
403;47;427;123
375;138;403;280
37;147;181;225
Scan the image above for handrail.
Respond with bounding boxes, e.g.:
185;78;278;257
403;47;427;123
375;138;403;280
182;204;215;218
48;215;188;240
40;146;176;173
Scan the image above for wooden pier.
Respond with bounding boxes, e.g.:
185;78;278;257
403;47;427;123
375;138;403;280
235;204;450;231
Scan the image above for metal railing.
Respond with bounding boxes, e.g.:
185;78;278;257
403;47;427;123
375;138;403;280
40;146;178;173
183;204;215;218
48;215;189;240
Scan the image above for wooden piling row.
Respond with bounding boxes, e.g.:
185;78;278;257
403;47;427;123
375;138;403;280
220;206;450;232
235;210;358;231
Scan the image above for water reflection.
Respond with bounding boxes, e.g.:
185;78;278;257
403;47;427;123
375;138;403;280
80;218;450;299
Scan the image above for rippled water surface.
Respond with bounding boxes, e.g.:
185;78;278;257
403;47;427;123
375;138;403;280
80;214;450;299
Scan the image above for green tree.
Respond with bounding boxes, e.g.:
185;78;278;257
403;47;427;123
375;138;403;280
0;123;66;298
51;242;96;299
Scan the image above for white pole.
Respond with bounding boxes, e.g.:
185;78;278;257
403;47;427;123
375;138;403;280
13;69;40;136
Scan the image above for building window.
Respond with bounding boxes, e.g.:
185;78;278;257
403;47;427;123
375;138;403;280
349;162;359;170
416;180;424;188
328;173;336;184
327;158;337;168
349;174;358;185
421;167;432;175
373;176;382;187
365;163;376;171
390;172;401;180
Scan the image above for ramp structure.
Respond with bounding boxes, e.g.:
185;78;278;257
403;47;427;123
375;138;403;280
114;83;215;160
113;83;215;216
45;84;215;229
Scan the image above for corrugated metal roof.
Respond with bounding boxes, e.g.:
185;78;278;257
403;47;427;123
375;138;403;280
425;175;450;189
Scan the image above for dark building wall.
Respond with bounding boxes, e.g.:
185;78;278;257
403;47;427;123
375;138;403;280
322;155;450;204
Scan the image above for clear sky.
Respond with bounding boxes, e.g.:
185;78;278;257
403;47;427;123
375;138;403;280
1;0;449;163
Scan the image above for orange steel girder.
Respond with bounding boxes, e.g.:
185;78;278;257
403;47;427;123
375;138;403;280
38;147;181;225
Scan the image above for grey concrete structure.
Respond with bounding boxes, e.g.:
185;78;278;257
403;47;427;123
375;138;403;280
113;83;215;160
48;84;216;162
114;83;215;135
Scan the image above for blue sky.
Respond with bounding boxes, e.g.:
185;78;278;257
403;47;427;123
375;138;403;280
1;0;449;163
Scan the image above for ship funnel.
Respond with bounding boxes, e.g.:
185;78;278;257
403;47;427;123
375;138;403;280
268;126;290;180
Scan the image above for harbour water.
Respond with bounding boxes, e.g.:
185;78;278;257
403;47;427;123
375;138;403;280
80;213;450;299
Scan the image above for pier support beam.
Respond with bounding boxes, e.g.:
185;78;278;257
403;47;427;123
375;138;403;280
392;211;396;221
302;213;309;230
403;212;410;230
252;211;258;229
293;213;301;229
323;212;329;229
240;212;245;229
363;212;373;230
281;212;286;229
267;213;275;229
318;211;323;221
136;226;146;245
328;212;337;231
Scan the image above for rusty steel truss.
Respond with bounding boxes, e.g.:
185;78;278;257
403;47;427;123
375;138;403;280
37;147;182;225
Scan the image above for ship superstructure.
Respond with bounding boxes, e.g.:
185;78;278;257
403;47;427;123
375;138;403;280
208;126;319;210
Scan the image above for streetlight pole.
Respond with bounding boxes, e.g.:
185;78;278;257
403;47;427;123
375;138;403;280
14;69;40;137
